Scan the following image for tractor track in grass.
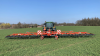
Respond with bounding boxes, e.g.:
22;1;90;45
35;37;95;56
0;38;75;55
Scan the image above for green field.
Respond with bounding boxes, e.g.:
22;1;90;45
0;26;100;56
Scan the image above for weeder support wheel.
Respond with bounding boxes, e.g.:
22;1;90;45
55;35;58;40
40;36;44;40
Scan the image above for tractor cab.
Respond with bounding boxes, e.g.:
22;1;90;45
43;22;56;31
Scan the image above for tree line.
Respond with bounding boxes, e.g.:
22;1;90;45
54;17;100;26
0;22;38;29
0;17;100;29
76;17;100;26
54;22;75;26
12;22;38;28
0;23;11;29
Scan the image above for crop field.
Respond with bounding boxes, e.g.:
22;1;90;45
0;26;100;56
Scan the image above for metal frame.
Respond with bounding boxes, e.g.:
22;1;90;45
5;29;94;40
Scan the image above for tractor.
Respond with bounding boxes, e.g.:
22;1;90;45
40;21;58;40
43;21;56;31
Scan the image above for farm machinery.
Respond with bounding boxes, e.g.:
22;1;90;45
6;21;94;40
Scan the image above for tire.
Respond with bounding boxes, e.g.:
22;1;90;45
40;37;43;40
55;37;58;40
40;36;44;40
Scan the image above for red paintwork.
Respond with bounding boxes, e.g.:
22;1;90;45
9;29;90;37
7;29;93;40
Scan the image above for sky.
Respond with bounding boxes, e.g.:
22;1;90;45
0;0;100;25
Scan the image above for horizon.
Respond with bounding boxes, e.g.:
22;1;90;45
0;0;100;25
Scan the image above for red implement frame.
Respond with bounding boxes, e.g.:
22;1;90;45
6;29;94;40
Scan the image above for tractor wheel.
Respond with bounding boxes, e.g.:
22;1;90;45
55;35;58;40
40;36;44;40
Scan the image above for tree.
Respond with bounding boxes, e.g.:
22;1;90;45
54;22;58;26
76;20;82;26
5;23;11;28
17;22;22;28
0;23;5;28
0;23;11;29
34;24;37;28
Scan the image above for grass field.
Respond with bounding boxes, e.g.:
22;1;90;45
0;26;100;56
